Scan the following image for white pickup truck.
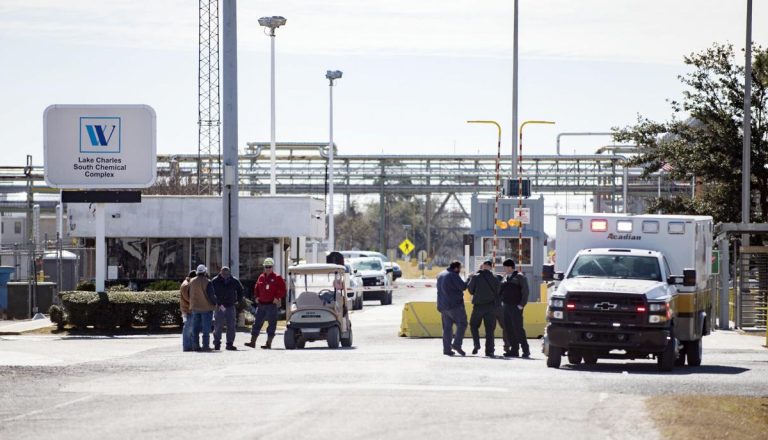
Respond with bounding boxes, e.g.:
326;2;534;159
544;214;713;371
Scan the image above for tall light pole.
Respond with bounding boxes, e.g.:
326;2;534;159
742;0;752;229
511;0;519;181
518;120;554;266
326;70;342;251
468;120;502;269
222;0;239;277
258;15;287;196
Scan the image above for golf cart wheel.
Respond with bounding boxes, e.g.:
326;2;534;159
341;326;353;348
284;328;297;350
567;351;582;365
547;345;562;368
327;326;340;349
685;338;702;367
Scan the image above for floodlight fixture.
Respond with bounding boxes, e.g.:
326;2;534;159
258;16;287;35
326;70;343;81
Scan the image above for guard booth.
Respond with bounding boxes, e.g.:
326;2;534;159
470;195;546;302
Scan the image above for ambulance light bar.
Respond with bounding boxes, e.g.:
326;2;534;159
590;219;608;232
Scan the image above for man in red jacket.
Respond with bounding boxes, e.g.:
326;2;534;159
244;258;286;349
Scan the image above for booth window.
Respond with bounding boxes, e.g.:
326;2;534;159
147;238;189;280
107;238;147;279
482;237;532;265
239;238;275;280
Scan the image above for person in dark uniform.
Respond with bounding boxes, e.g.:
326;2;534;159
467;260;501;357
436;261;468;356
500;258;530;357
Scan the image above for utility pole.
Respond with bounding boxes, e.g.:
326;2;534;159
222;0;239;277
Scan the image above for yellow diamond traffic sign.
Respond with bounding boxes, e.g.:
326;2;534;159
399;238;415;256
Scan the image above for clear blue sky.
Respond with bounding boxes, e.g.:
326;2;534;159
1;0;766;166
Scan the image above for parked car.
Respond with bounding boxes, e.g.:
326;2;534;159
340;250;402;280
348;257;393;305
345;263;364;310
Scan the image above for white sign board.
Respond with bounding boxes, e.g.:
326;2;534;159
514;208;531;225
44;105;157;188
107;265;118;280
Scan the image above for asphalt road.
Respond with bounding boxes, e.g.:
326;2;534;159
0;282;766;440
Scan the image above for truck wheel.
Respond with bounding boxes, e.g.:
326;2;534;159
297;338;306;349
284;328;297;350
547;346;562;368
327;326;340;349
582;353;598;365
657;338;677;372
685;339;702;367
567;351;582;365
675;344;687;366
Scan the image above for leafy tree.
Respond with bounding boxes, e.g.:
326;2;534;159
613;43;768;224
335;196;468;261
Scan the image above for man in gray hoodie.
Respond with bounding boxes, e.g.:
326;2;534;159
467;260;501;357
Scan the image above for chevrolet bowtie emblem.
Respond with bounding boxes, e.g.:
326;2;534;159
594;302;618;310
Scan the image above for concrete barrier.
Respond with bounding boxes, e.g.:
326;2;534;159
399;301;547;338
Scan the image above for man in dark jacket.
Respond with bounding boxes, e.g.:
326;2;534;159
211;266;245;351
436;261;467;356
467;260;501;357
500;259;530;357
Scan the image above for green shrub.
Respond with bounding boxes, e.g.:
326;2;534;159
48;305;65;330
146;280;182;291
59;290;182;331
75;280;95;291
107;284;129;292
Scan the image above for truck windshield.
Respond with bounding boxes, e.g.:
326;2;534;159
568;255;662;281
355;260;382;271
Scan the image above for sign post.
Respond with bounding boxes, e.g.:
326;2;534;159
44;105;156;292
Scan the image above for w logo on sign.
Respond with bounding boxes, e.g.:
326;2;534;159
80;117;121;153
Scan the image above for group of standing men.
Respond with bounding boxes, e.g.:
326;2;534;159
436;259;530;358
179;258;286;352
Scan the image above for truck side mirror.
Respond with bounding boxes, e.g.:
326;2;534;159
542;264;555;281
385;267;393;273
555;272;565;281
667;275;684;285
683;269;696;287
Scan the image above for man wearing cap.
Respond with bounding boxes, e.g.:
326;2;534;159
245;258;286;349
500;258;530;357
211;266;245;351
189;264;218;352
467;260;501;357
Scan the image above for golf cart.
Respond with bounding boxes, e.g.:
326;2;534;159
284;263;353;349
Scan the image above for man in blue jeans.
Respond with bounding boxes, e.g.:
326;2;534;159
189;265;217;352
179;270;197;351
436;261;468;356
211;266;244;351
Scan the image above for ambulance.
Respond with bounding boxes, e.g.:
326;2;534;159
544;214;713;371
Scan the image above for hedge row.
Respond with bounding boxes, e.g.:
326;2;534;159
59;290;182;330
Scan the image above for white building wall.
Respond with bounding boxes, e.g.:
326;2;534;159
67;195;325;239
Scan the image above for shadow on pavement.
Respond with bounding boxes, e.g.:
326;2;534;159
563;362;750;375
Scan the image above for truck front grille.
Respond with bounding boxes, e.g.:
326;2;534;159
566;292;646;326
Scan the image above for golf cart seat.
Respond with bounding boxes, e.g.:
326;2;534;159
296;291;324;307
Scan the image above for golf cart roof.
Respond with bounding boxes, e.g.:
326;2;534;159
288;264;346;275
